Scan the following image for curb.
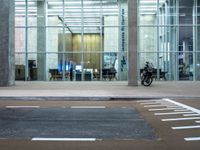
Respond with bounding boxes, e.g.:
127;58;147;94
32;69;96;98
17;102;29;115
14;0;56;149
0;96;200;101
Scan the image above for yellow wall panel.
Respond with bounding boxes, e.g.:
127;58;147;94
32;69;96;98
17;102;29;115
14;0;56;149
58;33;103;70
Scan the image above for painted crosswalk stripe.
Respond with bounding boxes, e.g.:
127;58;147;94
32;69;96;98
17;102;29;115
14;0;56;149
31;138;97;141
167;105;183;108
161;117;200;122
137;100;161;103
140;102;161;105
184;137;200;141
144;105;177;108
172;125;200;130
6;106;40;108
183;114;200;117
174;109;188;112
163;99;200;115
155;111;193;116
148;107;183;111
70;106;106;109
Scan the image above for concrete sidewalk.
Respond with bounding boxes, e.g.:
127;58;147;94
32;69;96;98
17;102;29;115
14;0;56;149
0;81;200;100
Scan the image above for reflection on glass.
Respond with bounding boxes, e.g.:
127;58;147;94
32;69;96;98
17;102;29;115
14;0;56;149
138;0;200;81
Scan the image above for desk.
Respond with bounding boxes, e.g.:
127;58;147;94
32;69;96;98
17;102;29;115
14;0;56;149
102;68;117;80
85;72;92;81
76;72;82;81
93;73;100;80
49;69;69;80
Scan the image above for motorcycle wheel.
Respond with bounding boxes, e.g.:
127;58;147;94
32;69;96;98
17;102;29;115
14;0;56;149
140;72;145;85
143;76;153;86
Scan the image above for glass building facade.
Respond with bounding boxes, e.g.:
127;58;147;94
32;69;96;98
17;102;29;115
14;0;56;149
15;0;128;81
14;0;200;82
139;0;200;81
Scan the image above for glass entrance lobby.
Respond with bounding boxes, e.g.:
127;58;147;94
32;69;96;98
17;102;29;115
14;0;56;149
15;0;128;81
15;0;200;81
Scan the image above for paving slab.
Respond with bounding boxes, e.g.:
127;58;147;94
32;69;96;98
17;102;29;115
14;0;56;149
0;81;200;100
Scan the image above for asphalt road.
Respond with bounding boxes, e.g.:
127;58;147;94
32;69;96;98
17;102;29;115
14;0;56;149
0;99;200;150
0;107;156;139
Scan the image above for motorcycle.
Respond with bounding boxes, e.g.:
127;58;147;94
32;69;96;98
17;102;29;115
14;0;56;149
141;62;154;86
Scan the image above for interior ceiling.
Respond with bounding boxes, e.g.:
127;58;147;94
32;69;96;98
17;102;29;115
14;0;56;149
15;0;119;33
139;0;166;15
139;0;193;41
15;0;193;37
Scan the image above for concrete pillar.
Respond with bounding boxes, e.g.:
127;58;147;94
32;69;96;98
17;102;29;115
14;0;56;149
37;1;46;80
0;0;15;86
128;0;138;86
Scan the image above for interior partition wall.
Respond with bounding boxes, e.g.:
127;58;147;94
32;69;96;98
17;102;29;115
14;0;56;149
138;0;200;81
15;0;128;81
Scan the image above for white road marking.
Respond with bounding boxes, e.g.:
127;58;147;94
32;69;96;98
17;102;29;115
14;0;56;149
173;109;188;112
137;100;161;103
31;138;97;141
146;99;200;141
144;105;177;108
148;107;183;111
6;106;40;108
161;117;200;122
154;111;193;116
166;105;183;108
163;99;200;115
140;102;161;105
172;125;200;130
183;114;200;117
70;106;106;109
184;137;200;141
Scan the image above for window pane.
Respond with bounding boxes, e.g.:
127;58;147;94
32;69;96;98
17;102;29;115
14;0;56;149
139;0;158;25
28;0;37;26
15;1;26;26
28;28;37;52
47;27;63;52
15;28;25;53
